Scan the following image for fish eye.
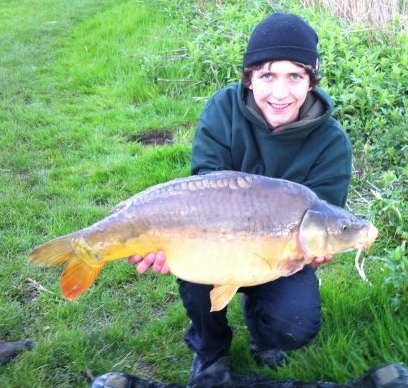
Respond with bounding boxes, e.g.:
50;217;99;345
338;221;349;231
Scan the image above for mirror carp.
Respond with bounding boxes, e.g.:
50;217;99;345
28;171;378;311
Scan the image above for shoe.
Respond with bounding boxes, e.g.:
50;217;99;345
90;371;184;388
302;364;408;388
343;364;408;388
90;372;136;388
251;347;287;369
187;354;232;387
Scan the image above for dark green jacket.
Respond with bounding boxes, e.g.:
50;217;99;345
191;83;352;207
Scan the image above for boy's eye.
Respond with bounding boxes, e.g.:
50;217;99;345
291;73;304;80
261;73;272;79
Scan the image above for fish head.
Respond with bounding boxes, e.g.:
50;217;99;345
298;203;378;261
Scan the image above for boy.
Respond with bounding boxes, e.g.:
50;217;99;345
92;13;408;388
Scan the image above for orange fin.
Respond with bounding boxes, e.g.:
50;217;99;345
210;284;239;312
28;235;76;266
29;234;104;300
61;256;104;300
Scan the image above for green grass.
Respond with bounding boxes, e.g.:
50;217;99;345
0;0;407;387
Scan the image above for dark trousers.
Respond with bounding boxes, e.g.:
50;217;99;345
177;266;321;365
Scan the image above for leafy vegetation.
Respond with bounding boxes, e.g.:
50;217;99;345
0;0;407;387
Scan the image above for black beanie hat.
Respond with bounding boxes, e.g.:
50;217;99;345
243;13;319;70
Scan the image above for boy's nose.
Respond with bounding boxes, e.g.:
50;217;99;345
271;79;289;99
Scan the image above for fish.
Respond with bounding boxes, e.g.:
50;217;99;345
28;171;378;312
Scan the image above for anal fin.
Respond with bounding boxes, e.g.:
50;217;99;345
210;284;239;312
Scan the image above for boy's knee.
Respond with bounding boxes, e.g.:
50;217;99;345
257;317;320;350
244;298;321;350
278;319;321;349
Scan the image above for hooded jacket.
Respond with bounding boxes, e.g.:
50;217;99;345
191;83;352;207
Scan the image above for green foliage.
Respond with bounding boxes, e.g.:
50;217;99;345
379;241;408;311
317;19;408;171
366;170;408;311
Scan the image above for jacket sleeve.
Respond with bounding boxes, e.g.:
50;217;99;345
191;94;234;175
303;124;352;208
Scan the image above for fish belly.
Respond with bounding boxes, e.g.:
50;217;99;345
110;228;304;287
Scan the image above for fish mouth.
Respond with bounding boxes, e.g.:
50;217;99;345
364;224;379;249
355;242;373;251
354;227;378;282
369;223;379;237
347;224;379;253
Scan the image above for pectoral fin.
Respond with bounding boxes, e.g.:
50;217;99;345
209;284;239;312
277;257;306;277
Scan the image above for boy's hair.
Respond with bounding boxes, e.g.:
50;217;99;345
241;61;322;89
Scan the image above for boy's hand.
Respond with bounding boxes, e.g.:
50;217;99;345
310;254;333;268
128;251;170;274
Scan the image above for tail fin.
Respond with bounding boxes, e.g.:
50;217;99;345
28;235;105;300
28;235;76;266
61;257;104;300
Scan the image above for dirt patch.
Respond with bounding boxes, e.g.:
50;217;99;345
129;129;174;146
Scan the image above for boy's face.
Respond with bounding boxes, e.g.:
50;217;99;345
249;60;311;128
